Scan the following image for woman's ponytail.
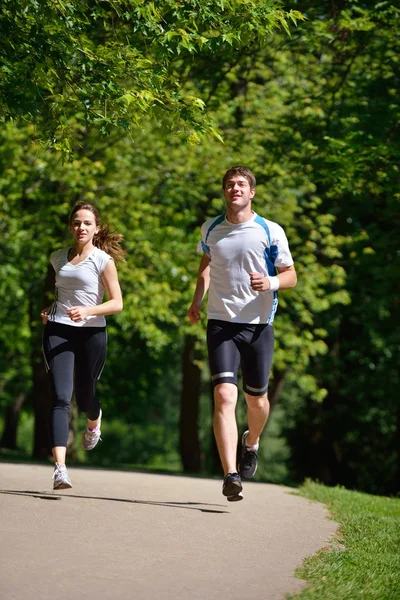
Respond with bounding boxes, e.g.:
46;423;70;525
69;202;126;263
94;226;126;262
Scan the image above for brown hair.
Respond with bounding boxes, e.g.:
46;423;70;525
222;166;256;191
69;202;126;263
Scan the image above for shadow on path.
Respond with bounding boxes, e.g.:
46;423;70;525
0;489;229;514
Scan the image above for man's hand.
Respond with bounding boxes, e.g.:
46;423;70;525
187;304;201;325
67;306;90;322
249;272;270;292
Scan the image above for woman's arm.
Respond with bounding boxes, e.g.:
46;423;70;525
40;266;56;324
67;260;123;322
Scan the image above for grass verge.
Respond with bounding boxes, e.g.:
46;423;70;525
290;480;400;600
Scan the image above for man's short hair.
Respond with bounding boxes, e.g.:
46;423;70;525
222;166;256;190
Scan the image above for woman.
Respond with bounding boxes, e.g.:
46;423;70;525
42;202;125;489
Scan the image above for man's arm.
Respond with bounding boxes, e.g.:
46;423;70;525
249;264;297;292
276;264;297;289
187;253;211;324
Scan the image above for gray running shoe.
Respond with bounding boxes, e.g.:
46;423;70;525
53;463;72;490
238;430;259;479
82;409;102;450
222;472;243;502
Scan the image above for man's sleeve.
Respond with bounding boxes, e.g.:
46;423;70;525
196;222;210;254
273;224;294;268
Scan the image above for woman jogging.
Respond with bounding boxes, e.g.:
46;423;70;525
41;202;125;490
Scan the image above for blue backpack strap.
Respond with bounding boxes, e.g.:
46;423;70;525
254;215;279;276
201;214;225;254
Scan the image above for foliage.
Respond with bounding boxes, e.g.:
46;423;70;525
278;0;400;494
1;1;399;496
0;0;303;156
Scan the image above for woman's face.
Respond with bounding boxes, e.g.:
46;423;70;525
69;209;99;245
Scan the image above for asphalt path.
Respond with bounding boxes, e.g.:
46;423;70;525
0;462;337;600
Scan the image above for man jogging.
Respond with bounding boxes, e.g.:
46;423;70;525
187;166;297;501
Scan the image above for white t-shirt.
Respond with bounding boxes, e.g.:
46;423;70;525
199;212;294;324
47;247;112;327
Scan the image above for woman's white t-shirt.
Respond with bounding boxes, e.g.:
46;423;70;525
47;247;112;328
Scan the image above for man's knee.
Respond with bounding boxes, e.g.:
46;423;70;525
245;392;269;409
214;383;238;410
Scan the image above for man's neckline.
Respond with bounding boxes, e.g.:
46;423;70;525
225;210;257;225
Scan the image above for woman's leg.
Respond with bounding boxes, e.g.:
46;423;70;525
74;328;107;446
43;323;75;456
43;322;74;489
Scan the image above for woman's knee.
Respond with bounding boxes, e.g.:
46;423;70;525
52;392;72;410
75;382;97;413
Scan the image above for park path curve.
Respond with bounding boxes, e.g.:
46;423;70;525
0;462;337;600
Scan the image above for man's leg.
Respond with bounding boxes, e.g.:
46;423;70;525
213;382;239;475
207;320;243;500
238;393;270;479
214;382;243;500
239;324;274;478
244;391;270;447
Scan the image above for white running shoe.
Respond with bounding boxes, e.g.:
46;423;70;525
53;463;72;490
82;409;102;451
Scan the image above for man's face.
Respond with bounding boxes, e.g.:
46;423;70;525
224;175;255;210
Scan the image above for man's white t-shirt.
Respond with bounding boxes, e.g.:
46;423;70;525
47;247;112;327
199;212;294;325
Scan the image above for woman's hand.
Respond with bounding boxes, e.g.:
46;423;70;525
40;307;51;324
67;306;90;322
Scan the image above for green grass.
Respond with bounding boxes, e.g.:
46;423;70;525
290;480;400;600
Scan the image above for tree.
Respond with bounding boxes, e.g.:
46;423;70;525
0;0;304;460
4;1;398;495
0;0;303;156
270;0;400;494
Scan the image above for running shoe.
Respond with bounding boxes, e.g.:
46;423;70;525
53;463;72;490
82;409;102;451
238;430;258;479
222;472;243;502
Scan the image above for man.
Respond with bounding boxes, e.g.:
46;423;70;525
187;166;297;501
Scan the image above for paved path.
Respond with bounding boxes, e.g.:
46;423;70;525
0;462;337;600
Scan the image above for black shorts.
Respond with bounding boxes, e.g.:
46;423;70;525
207;319;274;396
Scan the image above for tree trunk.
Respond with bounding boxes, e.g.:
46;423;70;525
32;264;55;460
32;345;52;459
208;381;221;475
268;371;286;408
179;335;202;473
67;399;79;461
0;393;26;449
396;406;400;495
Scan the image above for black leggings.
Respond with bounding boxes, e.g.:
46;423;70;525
43;322;107;447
